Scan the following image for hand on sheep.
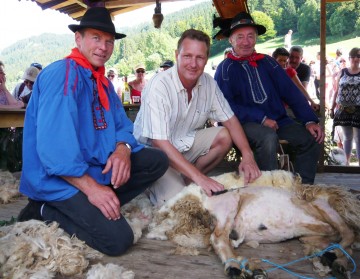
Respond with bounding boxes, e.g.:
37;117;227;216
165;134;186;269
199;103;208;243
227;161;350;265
238;154;261;185
195;175;225;197
102;144;131;188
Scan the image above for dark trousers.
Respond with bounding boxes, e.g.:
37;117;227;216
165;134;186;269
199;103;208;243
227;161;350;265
42;147;168;256
243;122;320;184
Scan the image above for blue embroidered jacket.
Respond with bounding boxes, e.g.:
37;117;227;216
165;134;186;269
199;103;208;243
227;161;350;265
214;55;318;127
20;59;143;201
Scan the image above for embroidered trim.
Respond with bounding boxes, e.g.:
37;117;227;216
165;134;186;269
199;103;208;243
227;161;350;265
91;79;108;130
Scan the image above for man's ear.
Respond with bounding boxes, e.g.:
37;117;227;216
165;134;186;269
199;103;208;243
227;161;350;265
74;31;82;47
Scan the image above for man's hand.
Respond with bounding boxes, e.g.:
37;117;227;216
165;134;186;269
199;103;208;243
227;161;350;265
311;102;320;111
238;155;261;185
263;118;278;131
61;174;121;220
194;175;225;197
306;123;325;144
102;144;131;188
87;184;121;220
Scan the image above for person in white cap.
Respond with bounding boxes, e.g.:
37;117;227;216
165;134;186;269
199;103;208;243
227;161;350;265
12;66;40;105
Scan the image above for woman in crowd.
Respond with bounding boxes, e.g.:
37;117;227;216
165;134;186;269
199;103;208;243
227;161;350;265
0;61;24;109
128;64;147;103
272;48;319;111
330;47;360;166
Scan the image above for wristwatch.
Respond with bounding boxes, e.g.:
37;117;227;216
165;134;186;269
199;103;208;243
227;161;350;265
118;142;132;152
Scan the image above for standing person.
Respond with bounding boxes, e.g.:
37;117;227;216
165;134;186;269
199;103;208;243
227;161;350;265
0;61;24;109
134;29;260;206
30;62;43;71
284;29;293;50
128;64;147;103
107;67;122;98
289;46;311;91
0;61;25;170
17;7;169;256
330;47;360;166
214;12;324;184
313;51;321;100
12;66;40;105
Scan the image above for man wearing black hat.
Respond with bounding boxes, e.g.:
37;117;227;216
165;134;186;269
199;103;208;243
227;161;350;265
214;12;324;184
18;7;168;256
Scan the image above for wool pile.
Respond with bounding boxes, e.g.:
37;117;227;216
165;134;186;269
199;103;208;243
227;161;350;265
0;171;21;204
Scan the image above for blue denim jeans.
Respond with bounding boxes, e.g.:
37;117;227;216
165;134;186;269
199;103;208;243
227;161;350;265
42;147;168;256
242;122;320;184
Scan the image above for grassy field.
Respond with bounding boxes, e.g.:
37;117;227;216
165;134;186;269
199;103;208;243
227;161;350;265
206;35;360;71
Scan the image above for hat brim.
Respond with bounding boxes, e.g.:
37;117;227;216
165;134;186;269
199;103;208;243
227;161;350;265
68;24;126;40
222;24;266;37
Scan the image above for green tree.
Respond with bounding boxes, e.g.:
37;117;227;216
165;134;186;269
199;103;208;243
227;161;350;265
328;2;357;36
252;11;277;42
279;0;297;34
298;0;320;39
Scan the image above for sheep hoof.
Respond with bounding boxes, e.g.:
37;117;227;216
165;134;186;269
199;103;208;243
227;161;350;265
320;251;337;267
252;269;268;279
331;262;349;279
226;267;241;279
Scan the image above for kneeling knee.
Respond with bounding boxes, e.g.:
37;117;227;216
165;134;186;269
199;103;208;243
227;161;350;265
215;128;233;150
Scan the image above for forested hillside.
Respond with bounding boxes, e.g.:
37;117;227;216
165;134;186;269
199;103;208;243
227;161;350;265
1;0;359;90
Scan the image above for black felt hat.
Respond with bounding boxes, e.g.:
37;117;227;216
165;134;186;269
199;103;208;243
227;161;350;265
160;60;174;68
222;12;266;37
68;7;126;40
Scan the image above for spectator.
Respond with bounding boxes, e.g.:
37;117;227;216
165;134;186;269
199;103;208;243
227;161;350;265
30;62;43;71
284;29;293;50
313;51;321;100
17;7;169;256
0;61;24;170
289;46;311;91
160;60;174;71
214;11;324;184
272;47;319;111
0;61;24;109
334;48;344;69
330;47;360;166
128;64;147;103
107;67;122;98
12;66;40;105
134;29;260;206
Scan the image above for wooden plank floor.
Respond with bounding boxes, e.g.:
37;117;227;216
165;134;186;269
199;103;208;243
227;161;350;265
1;170;359;279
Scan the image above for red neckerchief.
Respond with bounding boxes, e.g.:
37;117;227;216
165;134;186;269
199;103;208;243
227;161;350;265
66;48;110;110
227;50;265;67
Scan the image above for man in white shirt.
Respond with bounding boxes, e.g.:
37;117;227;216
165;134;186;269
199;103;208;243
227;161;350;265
134;29;260;206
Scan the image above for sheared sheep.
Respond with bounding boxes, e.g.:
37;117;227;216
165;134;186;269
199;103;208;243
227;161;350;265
147;170;360;279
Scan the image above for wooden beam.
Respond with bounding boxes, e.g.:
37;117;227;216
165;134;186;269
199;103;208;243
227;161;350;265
0;109;25;128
